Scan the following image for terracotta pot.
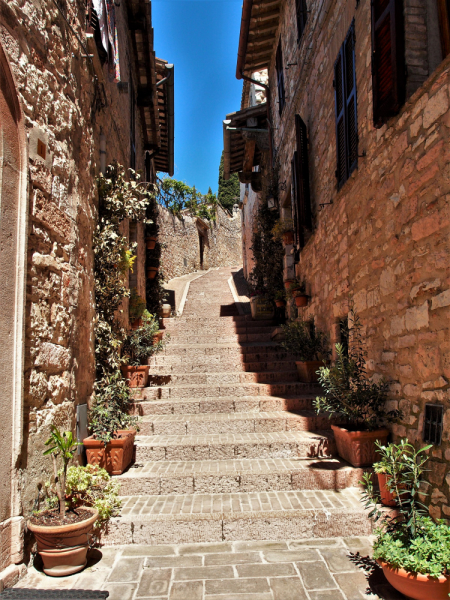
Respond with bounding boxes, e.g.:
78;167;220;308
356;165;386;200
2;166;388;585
282;231;294;245
146;236;157;250
147;267;158;279
250;296;275;320
152;331;164;345
331;425;389;467
295;360;322;383
377;560;450;600
121;365;149;388
275;300;286;308
294;294;309;307
377;473;408;507
84;430;136;475
130;317;142;330
27;507;98;577
284;279;294;290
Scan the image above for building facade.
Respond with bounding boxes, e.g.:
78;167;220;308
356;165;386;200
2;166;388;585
225;0;450;516
0;0;173;584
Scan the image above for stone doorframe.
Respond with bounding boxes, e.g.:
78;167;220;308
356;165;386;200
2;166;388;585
0;32;28;573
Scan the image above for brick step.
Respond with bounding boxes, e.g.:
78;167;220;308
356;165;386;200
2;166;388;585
101;489;372;545
148;359;297;374
131;395;317;416
117;457;364;496
133;381;319;400
134;430;335;461
136;410;332;436
158;342;283;357
147;370;299;386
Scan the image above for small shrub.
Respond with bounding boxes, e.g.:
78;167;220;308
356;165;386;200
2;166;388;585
281;319;330;362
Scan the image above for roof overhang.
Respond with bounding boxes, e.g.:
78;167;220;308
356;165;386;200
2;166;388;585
154;59;175;176
223;103;268;180
236;0;282;80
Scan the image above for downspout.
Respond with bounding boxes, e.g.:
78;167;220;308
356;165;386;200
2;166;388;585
157;64;174;176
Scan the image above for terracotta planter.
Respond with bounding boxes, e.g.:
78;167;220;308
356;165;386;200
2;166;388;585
147;267;158;279
121;365;149;388
294;294;309;307
282;231;294;245
295;360;322;383
331;425;389;467
377;473;408;507
275;300;286;308
152;331;164;345
146;236;157;250
84;430;136;475
377;560;450;600
284;279;294;290
130;317;142;330
250;296;275;320
27;507;98;577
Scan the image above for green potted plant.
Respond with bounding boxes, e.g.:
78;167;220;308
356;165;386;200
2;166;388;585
287;279;309;307
372;440;409;506
271;217;294;245
84;372;138;475
129;288;147;329
314;310;400;467
121;310;163;387
360;442;450;600
147;257;159;279
281;319;330;382
274;290;286;308
146;234;158;250
27;426;98;577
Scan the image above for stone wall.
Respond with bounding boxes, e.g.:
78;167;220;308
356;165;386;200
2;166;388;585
159;205;242;281
0;0;149;577
250;0;450;515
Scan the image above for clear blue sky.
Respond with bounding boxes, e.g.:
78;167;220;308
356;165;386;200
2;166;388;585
152;0;243;194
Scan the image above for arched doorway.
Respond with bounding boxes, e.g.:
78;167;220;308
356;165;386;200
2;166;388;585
0;40;27;572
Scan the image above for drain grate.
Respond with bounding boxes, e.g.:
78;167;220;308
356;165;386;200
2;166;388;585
0;591;109;599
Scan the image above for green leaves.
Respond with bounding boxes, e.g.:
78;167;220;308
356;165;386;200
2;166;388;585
281;319;330;362
44;425;80;461
122;311;166;366
157;176;218;221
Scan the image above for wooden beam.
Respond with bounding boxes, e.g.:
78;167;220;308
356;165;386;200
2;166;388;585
243;139;256;173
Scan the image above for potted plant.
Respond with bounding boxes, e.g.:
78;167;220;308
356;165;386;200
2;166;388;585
274;290;286;308
271;218;294;245
249;289;275;320
284;279;294;290
281;319;330;382
360;442;450;600
84;372;138;475
28;426;98;577
146;234;158;250
129;288;147;329
372;440;409;506
122;310;163;385
314;310;400;467
287;279;309;307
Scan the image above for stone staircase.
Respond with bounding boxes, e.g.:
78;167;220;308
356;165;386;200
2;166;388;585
103;267;371;545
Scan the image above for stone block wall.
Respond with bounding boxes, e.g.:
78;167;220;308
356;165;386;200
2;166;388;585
258;0;450;515
158;205;242;281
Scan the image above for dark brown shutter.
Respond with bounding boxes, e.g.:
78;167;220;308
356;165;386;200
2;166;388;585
371;0;405;128
344;23;358;176
437;0;450;58
296;0;308;42
295;115;312;242
291;153;304;248
334;47;347;189
276;41;286;115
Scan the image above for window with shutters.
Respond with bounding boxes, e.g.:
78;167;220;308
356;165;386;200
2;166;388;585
291;115;312;249
296;0;308;42
276;41;286;115
334;21;358;190
371;0;406;128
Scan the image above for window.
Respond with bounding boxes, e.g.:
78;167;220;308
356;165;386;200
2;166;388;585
334;21;358;190
423;403;444;445
438;0;450;58
371;0;406;128
291;115;312;248
276;41;286;115
296;0;308;42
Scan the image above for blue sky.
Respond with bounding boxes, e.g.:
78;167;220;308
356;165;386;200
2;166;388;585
152;0;243;194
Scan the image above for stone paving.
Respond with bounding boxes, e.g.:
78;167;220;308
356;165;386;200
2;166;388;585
15;538;404;599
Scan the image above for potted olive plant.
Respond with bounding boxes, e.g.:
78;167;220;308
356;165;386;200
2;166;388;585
84;372;138;475
314;310;400;467
281;319;330;382
372;440;409;506
28;427;98;577
360;441;450;600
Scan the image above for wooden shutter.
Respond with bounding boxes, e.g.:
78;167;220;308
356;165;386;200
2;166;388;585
334;47;347;188
371;0;405;128
437;0;450;58
291;153;304;248
294;115;312;244
276;41;286;115
344;23;358;177
296;0;308;42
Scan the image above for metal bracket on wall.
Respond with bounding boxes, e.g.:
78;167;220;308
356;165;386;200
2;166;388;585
319;200;334;211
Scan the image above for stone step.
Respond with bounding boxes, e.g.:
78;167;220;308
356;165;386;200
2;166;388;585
137;410;331;436
134;381;319;401
162;333;273;344
148;359;297;374
147;370;299;386
101;489;372;545
118;457;364;496
158;342;283;357
134;430;335;461
163;325;275;336
165;317;273;328
131;395;317;416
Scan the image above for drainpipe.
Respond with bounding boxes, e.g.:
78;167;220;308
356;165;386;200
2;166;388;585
157;64;175;177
